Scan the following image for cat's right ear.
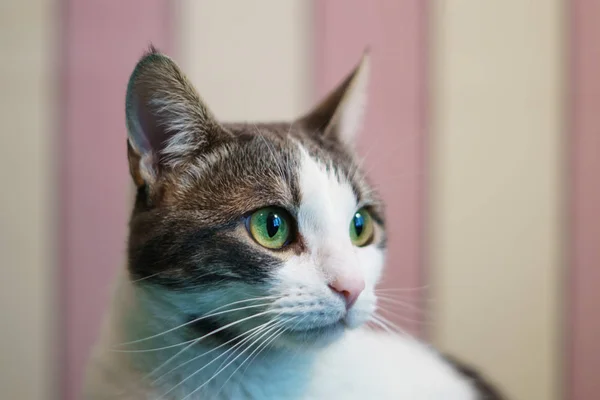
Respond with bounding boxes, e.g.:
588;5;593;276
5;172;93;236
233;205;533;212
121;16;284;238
295;50;370;147
126;47;227;187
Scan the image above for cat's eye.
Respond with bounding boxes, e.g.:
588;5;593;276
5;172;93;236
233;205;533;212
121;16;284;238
349;208;374;247
248;207;293;250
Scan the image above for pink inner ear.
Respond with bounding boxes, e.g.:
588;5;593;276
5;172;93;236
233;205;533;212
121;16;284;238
125;52;190;163
334;54;370;146
295;54;369;146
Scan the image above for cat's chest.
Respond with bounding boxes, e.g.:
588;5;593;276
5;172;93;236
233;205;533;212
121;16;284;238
150;333;478;400
303;330;479;400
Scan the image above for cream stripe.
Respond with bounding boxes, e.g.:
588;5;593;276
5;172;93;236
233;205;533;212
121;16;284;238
429;2;565;399
177;0;311;121
0;1;55;399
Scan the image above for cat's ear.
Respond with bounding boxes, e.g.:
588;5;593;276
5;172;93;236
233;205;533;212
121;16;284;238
126;47;226;186
296;51;370;146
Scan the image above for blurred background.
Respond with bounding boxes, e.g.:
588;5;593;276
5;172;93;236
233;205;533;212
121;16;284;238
1;1;598;399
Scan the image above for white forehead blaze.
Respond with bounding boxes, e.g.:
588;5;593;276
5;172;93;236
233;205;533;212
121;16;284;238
291;144;384;287
296;146;357;252
267;144;383;331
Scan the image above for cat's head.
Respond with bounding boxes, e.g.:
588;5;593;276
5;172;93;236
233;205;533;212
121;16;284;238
126;48;386;349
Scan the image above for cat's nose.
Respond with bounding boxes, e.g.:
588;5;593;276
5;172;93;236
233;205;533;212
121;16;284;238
329;276;365;309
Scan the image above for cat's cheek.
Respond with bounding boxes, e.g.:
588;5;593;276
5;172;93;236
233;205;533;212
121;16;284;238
267;255;324;295
355;246;385;289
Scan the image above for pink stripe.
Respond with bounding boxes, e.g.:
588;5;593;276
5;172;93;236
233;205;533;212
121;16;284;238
569;1;600;399
315;1;428;336
60;2;172;398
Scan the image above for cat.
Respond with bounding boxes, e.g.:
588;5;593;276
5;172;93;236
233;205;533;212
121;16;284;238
83;47;503;400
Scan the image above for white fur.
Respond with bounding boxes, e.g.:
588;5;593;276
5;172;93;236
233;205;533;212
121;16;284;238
84;146;477;399
271;146;381;333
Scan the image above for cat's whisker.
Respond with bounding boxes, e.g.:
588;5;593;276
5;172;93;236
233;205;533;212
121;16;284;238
168;320;289;400
377;295;428;315
114;296;279;347
369;315;396;334
184;323;291;400
285;120;296;139
112;305;274;352
247;317;295;373
372;315;404;335
376;306;430;326
129;272;162;283
151;319;278;385
254;124;287;181
215;319;294;397
212;318;288;374
376;291;434;299
153;320;274;398
372;315;404;336
375;285;430;293
376;306;427;324
374;313;404;331
140;309;279;381
372;313;417;342
280;315;310;367
350;144;377;182
377;293;437;306
375;291;425;299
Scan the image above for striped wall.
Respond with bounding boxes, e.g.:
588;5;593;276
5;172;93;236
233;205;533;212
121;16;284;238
569;1;600;398
61;2;173;399
429;2;565;399
3;1;598;399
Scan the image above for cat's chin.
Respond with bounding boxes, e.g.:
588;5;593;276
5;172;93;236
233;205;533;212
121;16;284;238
275;320;348;350
273;309;373;350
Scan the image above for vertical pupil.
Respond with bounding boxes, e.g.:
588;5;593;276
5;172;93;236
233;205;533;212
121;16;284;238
354;213;364;236
266;213;281;237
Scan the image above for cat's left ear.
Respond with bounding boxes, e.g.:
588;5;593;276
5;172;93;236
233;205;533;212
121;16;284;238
125;47;227;187
296;50;370;146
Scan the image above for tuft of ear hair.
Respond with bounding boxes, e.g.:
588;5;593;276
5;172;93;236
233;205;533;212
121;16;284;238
296;49;371;147
125;46;227;187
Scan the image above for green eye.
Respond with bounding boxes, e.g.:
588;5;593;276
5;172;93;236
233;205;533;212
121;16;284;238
350;208;374;247
248;207;292;249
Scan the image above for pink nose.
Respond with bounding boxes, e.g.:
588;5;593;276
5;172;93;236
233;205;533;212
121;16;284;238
329;276;365;309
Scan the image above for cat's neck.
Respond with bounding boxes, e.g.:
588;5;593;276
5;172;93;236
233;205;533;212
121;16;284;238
86;269;314;400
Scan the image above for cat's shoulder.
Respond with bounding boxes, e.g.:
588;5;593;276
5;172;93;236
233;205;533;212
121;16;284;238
306;328;479;400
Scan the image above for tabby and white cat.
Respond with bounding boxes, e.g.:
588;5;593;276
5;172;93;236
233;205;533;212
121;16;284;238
83;48;501;399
